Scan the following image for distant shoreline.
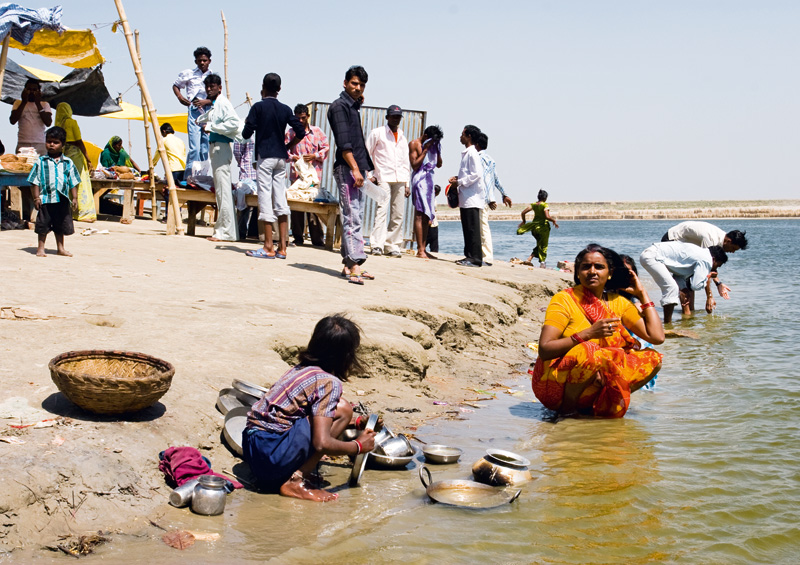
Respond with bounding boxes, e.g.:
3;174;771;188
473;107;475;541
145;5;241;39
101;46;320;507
434;200;800;221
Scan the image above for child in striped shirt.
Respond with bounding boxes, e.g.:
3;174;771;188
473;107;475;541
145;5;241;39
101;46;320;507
28;126;80;257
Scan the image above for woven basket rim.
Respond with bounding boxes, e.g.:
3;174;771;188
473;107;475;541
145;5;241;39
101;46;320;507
48;349;175;381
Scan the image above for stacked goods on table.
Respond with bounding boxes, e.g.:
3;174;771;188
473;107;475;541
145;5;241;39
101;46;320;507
93;165;138;180
0;153;33;173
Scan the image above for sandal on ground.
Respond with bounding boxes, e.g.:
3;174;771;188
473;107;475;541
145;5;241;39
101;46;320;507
246;248;276;259
348;274;365;285
360;271;375;280
275;252;287;259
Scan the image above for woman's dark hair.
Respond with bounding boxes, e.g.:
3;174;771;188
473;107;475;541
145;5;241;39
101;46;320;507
708;245;728;267
193;46;211;59
203;73;222;86
45;126;66;144
160;123;175;135
345;65;368;83
726;230;748;250
475;132;488;150
423;125;443;142
298;314;363;380
619;254;638;275
262;72;281;93
294;103;309;116
537;189;548;202
573;243;632;291
462;124;481;144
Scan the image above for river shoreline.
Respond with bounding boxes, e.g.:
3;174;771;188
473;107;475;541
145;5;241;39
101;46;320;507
435;199;800;221
0;219;568;558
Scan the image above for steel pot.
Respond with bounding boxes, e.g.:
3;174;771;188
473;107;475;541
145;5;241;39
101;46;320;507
471;449;532;486
191;475;227;516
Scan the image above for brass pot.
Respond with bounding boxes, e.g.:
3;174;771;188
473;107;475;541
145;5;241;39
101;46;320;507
471;449;532;486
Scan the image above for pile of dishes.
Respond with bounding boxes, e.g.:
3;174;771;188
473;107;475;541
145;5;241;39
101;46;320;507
218;379;268;456
368;425;417;469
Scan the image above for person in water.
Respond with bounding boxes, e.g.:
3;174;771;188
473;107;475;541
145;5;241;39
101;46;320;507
518;189;558;268
243;314;376;501
531;244;664;417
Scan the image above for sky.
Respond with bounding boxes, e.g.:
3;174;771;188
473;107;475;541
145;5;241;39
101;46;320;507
7;0;799;202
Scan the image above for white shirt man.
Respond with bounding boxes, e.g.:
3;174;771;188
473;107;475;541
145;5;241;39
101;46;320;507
366;105;410;256
666;221;727;248
456;145;485;209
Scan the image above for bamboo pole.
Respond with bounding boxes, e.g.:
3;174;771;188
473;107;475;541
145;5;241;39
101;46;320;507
135;30;157;221
113;0;182;234
0;36;10;99
221;11;230;98
245;92;253;107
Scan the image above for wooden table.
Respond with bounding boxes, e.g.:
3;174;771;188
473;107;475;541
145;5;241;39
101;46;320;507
91;179;152;223
174;188;341;250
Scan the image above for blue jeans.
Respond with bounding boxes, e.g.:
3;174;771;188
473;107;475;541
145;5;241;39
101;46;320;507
185;105;209;178
335;166;367;268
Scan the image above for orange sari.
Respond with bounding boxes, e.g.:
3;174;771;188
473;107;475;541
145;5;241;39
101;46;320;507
530;287;662;417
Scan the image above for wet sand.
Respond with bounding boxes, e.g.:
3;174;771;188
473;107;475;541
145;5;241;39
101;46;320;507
0;219;568;557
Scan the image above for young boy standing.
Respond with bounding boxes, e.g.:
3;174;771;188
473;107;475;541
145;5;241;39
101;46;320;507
28;126;80;257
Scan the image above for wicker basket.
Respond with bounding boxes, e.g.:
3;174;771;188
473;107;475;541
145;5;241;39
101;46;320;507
49;350;174;415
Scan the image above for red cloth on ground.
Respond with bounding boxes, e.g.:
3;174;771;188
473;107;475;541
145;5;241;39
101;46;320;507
158;446;243;489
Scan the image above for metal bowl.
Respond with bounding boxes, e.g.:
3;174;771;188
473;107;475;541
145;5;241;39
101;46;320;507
367;447;417;469
378;434;414;457
423;444;463;464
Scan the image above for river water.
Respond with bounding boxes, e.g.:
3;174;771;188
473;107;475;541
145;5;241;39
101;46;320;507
101;219;798;564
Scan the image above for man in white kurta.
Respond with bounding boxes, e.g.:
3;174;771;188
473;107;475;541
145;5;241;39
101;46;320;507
366;105;410;257
196;74;243;242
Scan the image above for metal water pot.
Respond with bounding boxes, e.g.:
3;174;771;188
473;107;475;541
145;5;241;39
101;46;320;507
191;475;227;516
472;449;533;486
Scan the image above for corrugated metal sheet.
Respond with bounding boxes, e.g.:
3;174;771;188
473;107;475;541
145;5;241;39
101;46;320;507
307;101;427;249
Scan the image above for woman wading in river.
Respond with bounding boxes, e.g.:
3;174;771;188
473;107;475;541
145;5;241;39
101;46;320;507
531;244;664;417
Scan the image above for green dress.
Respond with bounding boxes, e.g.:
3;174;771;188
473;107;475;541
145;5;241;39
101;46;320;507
519;202;551;263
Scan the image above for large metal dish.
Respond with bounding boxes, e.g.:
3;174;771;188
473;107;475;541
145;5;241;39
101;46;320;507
231;379;268;402
419;466;521;509
348;414;378;486
367;447;418;469
223;406;249;457
423;444;463;464
217;387;247;415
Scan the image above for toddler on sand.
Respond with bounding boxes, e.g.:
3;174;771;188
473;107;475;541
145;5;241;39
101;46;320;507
28;126;80;257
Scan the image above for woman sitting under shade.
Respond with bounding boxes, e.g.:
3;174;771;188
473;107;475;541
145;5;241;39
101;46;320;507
530;244;664;417
99;136;140;172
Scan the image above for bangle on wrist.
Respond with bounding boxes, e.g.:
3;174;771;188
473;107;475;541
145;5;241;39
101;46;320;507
713;279;721;286
354;440;362;455
571;333;585;345
641;301;655;310
355;415;362;429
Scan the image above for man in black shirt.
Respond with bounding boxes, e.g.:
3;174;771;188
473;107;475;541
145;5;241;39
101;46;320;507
242;73;305;259
327;66;375;284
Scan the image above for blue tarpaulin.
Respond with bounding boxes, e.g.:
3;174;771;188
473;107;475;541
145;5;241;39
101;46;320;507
0;3;63;45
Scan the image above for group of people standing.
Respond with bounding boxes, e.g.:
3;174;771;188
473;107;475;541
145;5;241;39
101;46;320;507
170;49;517;281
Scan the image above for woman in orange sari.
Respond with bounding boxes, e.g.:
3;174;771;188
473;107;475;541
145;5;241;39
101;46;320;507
531;244;664;417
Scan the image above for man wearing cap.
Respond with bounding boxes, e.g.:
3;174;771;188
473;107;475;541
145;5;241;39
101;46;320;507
365;105;410;258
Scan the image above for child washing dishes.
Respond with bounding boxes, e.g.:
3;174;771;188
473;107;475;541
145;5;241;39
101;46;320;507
243;314;377;501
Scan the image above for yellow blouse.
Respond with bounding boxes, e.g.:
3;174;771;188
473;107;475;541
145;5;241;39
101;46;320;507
543;286;641;341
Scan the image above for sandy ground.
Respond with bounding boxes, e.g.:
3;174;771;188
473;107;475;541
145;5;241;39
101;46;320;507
0;218;568;556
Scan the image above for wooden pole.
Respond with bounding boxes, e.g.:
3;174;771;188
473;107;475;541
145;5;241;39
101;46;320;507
135;30;157;221
221;11;230;99
245;92;253;108
113;0;182;234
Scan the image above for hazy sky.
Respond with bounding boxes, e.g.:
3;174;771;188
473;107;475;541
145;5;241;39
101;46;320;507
8;0;798;202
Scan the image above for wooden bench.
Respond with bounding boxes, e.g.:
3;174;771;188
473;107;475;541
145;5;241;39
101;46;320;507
174;188;341;250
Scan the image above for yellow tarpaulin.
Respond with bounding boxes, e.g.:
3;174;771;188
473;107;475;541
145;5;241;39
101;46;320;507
9;29;104;68
101;101;188;134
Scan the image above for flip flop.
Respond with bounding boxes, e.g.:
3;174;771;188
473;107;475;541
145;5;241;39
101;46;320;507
348;274;364;285
360;271;375;280
275;252;287;260
246;249;276;259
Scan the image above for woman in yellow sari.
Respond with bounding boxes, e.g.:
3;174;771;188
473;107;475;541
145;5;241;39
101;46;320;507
54;103;96;222
531;244;664;417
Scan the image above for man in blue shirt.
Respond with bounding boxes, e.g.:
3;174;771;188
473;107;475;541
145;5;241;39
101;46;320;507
327;66;375;284
474;133;512;266
242;73;305;259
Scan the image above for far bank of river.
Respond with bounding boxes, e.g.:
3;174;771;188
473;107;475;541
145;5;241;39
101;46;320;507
435;199;800;221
